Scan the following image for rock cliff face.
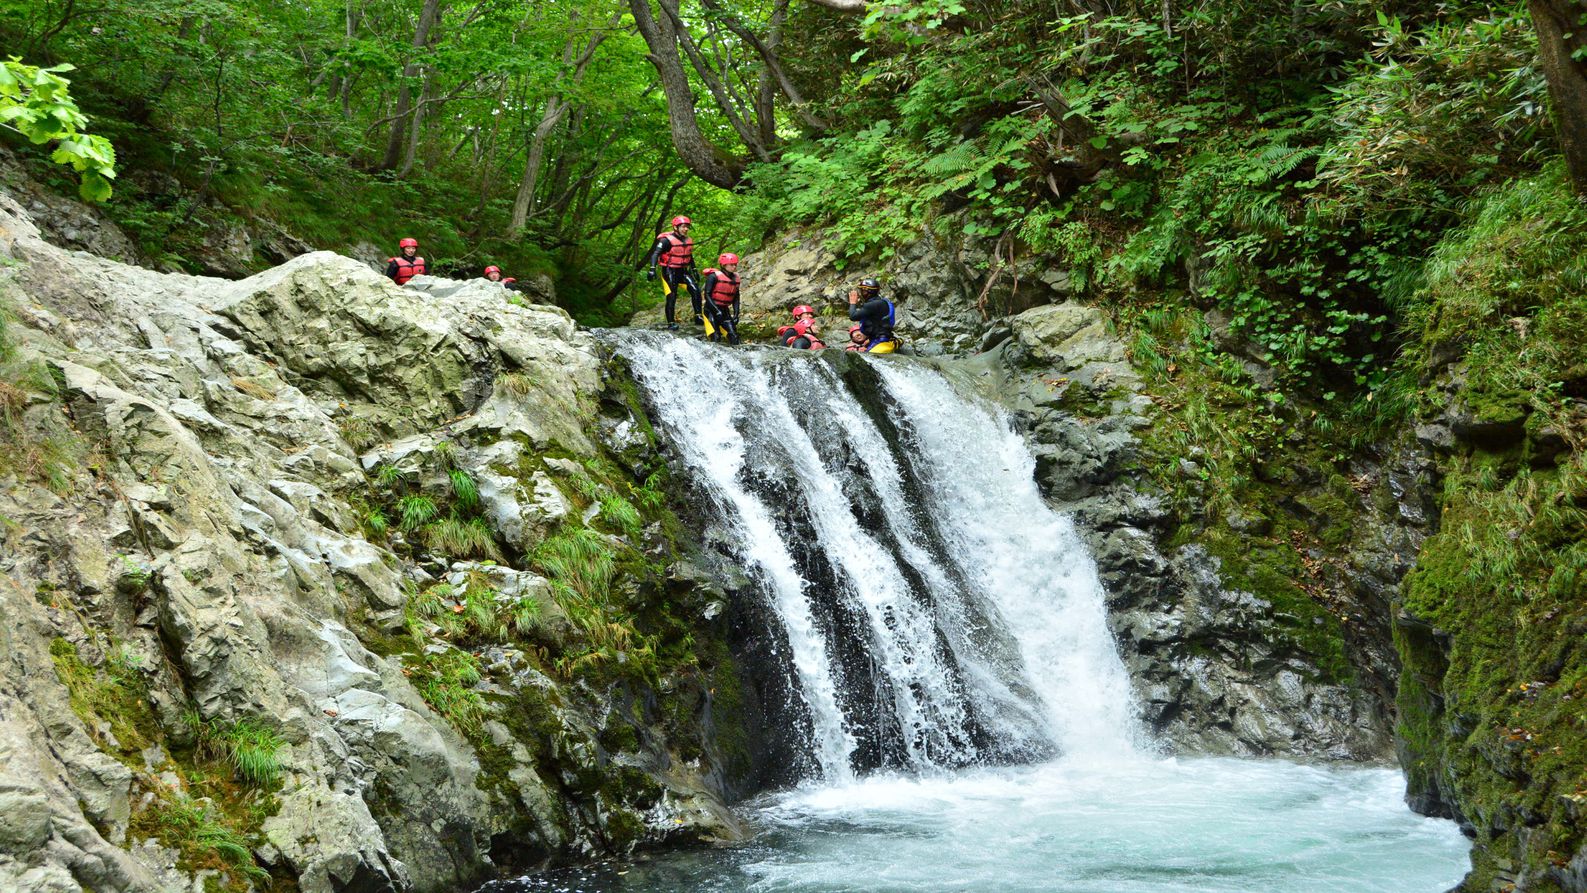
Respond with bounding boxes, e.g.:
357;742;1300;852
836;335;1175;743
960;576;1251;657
0;194;745;893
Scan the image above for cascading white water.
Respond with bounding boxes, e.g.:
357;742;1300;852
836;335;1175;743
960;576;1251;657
872;363;1142;760
487;333;1471;893
613;332;1139;776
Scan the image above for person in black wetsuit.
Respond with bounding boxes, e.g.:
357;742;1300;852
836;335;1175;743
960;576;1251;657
700;253;742;345
645;215;701;330
847;277;898;353
385;238;426;285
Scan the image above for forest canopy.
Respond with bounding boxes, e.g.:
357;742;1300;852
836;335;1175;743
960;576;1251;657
1;0;1584;338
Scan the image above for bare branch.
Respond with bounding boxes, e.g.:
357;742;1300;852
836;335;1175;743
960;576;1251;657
701;0;828;131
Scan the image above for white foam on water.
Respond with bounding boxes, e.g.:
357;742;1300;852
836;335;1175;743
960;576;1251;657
873;361;1142;758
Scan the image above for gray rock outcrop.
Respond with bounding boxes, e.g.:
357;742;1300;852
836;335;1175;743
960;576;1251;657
0;191;740;893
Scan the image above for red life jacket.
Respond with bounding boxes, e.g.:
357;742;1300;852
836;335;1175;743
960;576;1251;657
705;269;739;307
656;231;694;269
390;255;427;285
778;319;823;349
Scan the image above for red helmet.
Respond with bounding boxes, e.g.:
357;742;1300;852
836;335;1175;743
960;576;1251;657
672;215;692;227
399;238;419;249
484;265;501;276
719;252;739;266
503;277;516;283
792;305;815;318
849;325;863;334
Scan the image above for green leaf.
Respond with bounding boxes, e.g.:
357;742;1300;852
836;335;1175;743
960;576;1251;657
79;171;113;202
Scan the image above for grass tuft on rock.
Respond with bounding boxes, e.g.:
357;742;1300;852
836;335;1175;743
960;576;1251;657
185;713;286;787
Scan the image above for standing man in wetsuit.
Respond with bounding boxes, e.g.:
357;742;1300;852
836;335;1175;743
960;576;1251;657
701;253;742;345
847;277;898;353
385;238;426;285
646;215;702;331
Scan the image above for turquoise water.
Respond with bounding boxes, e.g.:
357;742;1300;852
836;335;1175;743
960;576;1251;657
485;755;1471;893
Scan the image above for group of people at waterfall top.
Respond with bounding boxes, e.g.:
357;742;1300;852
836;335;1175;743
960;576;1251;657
383;215;899;353
646;215;899;353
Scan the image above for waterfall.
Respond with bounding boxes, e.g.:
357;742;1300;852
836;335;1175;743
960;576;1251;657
610;333;1140;782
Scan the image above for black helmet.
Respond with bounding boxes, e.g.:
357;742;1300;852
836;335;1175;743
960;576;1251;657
858;277;881;296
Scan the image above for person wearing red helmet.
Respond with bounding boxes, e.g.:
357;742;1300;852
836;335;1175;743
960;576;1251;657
483;265;503;282
700;252;742;345
385;238;427;285
777;304;826;350
845;324;869;352
645;215;701;330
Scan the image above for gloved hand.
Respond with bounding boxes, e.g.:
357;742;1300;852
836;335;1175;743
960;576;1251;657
645;268;656;281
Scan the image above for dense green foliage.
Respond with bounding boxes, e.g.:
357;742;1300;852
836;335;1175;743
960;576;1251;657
748;2;1552;392
0;0;779;319
1394;164;1587;889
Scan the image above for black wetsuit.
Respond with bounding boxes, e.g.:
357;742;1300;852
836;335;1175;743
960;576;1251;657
647;232;701;325
701;270;741;345
848;294;896;346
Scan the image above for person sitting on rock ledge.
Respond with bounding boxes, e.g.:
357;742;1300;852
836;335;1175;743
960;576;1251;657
847;277;898;353
778;305;825;350
483;265;504;283
845;325;869;352
385;238;426;285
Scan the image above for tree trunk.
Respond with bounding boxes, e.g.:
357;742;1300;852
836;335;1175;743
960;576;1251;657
657;0;767;159
338;2;362;117
627;0;746;188
511;98;563;230
1529;0;1587;194
510;15;614;232
381;0;443;171
397;68;432;176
